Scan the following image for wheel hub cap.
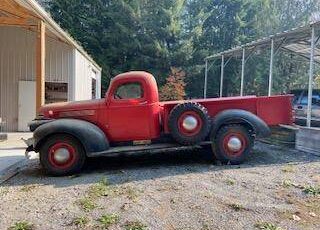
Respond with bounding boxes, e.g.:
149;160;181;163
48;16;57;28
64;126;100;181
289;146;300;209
182;115;198;131
53;148;70;163
227;137;242;152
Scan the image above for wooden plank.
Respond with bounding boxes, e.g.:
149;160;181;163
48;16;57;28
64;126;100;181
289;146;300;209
0;0;38;20
36;20;45;112
0;16;36;27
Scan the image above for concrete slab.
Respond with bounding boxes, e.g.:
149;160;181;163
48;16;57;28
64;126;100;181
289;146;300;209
296;126;320;156
0;132;33;183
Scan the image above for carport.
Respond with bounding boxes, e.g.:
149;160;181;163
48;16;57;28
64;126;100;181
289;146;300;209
204;21;320;128
204;21;320;154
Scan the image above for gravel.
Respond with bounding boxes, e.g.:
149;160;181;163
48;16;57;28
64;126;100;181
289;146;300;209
0;142;319;230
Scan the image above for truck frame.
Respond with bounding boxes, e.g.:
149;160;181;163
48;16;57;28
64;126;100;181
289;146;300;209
26;71;293;176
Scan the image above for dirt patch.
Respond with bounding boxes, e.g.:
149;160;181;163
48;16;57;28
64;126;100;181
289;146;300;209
0;142;319;230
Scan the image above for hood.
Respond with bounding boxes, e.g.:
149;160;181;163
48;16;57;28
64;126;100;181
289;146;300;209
39;99;105;118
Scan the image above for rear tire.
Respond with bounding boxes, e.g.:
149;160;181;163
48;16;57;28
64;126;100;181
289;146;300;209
40;134;86;176
212;124;254;164
168;102;210;145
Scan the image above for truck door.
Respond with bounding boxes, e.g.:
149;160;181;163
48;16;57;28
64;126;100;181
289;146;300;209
107;80;151;141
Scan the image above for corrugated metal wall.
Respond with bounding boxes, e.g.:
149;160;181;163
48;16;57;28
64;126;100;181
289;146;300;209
0;26;73;131
74;50;101;101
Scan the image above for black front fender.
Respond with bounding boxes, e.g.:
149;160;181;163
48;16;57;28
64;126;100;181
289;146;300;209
33;119;109;155
211;109;271;138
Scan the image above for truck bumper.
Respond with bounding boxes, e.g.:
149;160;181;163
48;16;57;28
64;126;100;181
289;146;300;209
24;137;35;159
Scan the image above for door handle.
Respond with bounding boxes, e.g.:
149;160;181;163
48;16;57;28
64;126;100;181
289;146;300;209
139;101;148;105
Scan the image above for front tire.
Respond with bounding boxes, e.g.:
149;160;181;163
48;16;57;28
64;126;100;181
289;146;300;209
212;124;254;164
40;134;86;176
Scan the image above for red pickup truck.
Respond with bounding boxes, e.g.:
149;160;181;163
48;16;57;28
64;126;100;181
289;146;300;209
27;71;293;175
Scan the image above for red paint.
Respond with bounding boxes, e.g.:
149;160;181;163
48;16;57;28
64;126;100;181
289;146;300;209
222;132;247;157
39;71;293;143
48;142;76;169
177;111;202;136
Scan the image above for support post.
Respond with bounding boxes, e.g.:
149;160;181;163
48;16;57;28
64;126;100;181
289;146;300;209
220;55;224;98
36;20;45;113
204;59;208;98
268;38;274;96
307;26;316;127
240;48;245;96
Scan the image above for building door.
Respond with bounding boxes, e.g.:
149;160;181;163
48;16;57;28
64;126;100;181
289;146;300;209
18;81;36;132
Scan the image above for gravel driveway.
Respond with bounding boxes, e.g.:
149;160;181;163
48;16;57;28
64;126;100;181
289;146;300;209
0;142;319;230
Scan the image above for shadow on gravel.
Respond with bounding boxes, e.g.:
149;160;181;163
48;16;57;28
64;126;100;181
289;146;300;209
3;142;320;188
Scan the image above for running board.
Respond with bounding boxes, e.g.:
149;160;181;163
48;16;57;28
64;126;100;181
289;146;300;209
88;141;211;157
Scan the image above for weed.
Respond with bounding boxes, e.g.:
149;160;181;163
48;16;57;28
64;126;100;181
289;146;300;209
229;203;245;211
8;221;34;230
0;187;9;196
78;197;96;212
303;186;320;196
282;180;293;188
225;179;235;185
88;178;110;197
123;221;147;230
20;185;37;192
116;186;140;201
98;214;120;228
72;216;90;227
255;222;284;230
282;165;295;173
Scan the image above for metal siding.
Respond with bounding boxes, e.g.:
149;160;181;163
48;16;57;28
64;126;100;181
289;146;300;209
74;50;102;100
0;27;74;131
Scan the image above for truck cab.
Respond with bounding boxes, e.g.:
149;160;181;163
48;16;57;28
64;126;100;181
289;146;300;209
27;71;293;176
101;72;161;141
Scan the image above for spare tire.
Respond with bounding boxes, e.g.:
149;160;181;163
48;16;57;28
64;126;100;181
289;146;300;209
168;102;210;145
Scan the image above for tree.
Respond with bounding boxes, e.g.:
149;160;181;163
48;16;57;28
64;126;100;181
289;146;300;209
159;67;186;101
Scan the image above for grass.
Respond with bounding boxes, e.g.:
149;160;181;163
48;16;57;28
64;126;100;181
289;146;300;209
98;214;120;228
282;179;293;188
8;221;34;230
115;186;140;201
228;203;245;211
0;187;9;196
78;197;97;212
88;178;110;198
281;165;295;173
72;216;90;227
225;179;235;185
303;185;320;195
255;222;284;230
123;221;147;230
20;185;37;192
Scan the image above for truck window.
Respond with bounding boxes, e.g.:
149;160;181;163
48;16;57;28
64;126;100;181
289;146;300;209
114;82;144;99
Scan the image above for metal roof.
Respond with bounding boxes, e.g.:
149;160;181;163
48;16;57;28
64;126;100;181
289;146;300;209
17;0;102;71
205;21;320;63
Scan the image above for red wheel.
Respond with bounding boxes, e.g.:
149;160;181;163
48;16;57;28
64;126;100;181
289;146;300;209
177;111;203;136
40;134;86;176
212;125;253;164
48;142;77;169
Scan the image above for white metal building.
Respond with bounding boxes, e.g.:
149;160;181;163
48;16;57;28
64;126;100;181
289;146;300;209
0;0;102;132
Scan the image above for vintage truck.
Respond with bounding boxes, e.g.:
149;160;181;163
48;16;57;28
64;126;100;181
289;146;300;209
26;71;293;176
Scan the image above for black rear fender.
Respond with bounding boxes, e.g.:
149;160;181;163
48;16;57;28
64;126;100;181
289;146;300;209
211;109;271;138
33;119;109;155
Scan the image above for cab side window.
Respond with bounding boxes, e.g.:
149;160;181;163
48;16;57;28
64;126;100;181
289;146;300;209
114;82;143;99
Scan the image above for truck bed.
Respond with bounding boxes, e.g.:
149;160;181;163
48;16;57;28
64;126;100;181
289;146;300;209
160;95;293;133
